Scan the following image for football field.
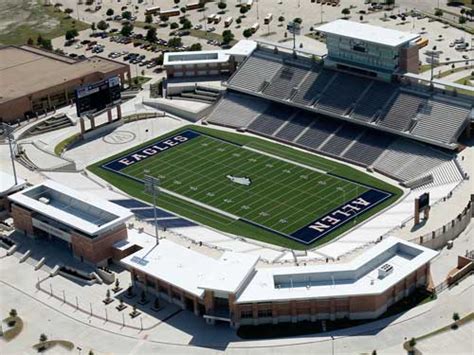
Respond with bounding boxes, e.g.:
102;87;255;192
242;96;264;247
101;129;392;245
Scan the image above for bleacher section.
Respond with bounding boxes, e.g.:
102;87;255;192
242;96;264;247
351;81;397;122
343;130;395;166
320;124;362;155
263;62;312;100
247;104;295;136
206;92;269;128
292;69;333;106
373;139;451;182
275;111;315;141
378;92;428;132
225;48;470;149
296;115;342;150
410;99;470;144
315;73;371;116
227;51;282;92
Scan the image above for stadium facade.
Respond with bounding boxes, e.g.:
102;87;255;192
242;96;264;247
0;46;130;123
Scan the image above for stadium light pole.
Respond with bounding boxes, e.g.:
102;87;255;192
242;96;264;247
2;123;18;186
143;171;160;245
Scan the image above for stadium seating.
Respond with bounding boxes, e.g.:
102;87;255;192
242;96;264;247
378;92;428;132
275;111;315;141
315;73;371;116
320;123;363;155
410;99;470;144
295;115;342;150
343;129;395;166
373;138;451;181
351;81;398;122
206;93;269;128
247;103;295;136
227;51;283;92
292;68;334;106
263;61;313;100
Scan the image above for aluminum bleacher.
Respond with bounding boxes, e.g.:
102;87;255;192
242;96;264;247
410;99;470;144
315;73;371;116
292;68;334;106
247;103;295;136
295;115;342;150
320;123;362;155
378;92;428;132
263;61;312;100
343;129;395;166
275;111;315;141
351;81;398;122
206;92;269;128
227;51;283;92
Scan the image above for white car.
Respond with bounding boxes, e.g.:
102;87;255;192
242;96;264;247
194;24;203;30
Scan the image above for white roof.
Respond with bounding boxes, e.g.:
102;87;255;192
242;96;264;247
8;180;133;236
225;40;257;57
0;172;26;196
121;239;258;297
198;252;259;293
317;20;420;47
236;237;438;303
164;50;229;66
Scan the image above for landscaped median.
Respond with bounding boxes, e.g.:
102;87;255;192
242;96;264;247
54;133;80;156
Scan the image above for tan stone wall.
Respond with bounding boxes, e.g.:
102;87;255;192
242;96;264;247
71;225;127;264
10;204;34;235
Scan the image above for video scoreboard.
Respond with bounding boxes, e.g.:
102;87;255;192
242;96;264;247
75;76;121;117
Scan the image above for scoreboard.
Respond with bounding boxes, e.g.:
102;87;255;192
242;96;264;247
75;76;121;117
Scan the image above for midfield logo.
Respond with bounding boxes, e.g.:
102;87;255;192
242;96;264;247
226;175;252;186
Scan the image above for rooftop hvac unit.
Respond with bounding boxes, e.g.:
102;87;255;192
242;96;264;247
378;263;393;279
39;197;50;204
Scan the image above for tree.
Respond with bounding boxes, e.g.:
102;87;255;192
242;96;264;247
293;17;302;24
240;6;248;15
180;7;187;14
37;35;43;45
360;15;364;22
65;29;79;41
408;338;416;348
243;28;253;38
40;334;48;343
236;18;242;24
106;8;114;16
122;11;132;20
121;23;134;37
146;27;157;43
453;312;460;322
189;43;202;51
42;39;53;51
145;14;153;24
170;22;179;29
160;14;169;23
168;37;182;48
341;8;350;17
181;18;192;29
435;9;443;17
97;20;108;31
27;37;34;45
218;2;227;11
91;22;96;32
64;8;73;14
174;0;180;4
459;16;467;24
278;16;285;23
9;309;17;318
222;29;234;44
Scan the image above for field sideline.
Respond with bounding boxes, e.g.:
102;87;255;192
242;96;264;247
89;125;403;249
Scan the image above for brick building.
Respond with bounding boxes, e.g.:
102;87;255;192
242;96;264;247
8;180;133;266
0;45;131;123
122;237;437;328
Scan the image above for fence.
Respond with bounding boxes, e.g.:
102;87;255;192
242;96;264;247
409;199;473;250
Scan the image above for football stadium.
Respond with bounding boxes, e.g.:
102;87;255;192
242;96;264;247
2;16;473;340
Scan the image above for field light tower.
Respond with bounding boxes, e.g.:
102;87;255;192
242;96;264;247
143;171;160;245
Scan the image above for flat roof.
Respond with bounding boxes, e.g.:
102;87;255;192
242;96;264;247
0;172;27;197
121;240;259;297
317;20;420;47
164;50;229;66
8;180;133;236
225;40;257;57
236;237;438;303
0;46;128;103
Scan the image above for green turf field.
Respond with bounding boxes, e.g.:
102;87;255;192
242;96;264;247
120;132;368;236
89;126;402;249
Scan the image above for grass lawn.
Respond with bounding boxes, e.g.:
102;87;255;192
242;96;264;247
88;126;402;249
0;0;89;45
